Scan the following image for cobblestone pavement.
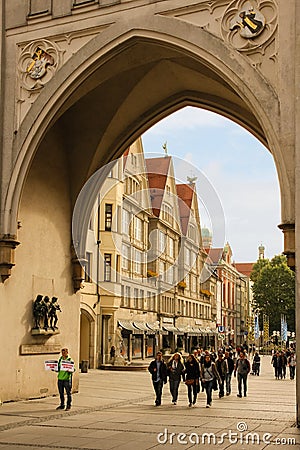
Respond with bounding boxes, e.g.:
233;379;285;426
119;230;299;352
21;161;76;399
0;356;299;449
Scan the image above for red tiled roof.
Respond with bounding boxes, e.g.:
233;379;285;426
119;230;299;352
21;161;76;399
176;183;194;208
145;157;171;216
234;263;254;277
176;183;195;235
145;157;171;186
204;248;224;264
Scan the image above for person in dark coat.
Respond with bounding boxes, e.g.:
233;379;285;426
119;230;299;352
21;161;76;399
287;352;296;380
148;351;168;406
224;350;235;395
215;353;227;398
200;353;221;408
184;354;200;407
167;353;185;405
271;351;282;379
234;351;251;397
252;352;261;376
281;351;288;379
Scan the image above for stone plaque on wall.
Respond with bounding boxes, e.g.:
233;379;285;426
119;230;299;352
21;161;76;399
20;344;61;355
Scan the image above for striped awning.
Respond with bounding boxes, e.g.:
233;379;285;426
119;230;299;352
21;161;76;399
118;321;139;333
176;327;189;335
188;327;202;336
146;322;160;333
199;328;208;333
133;322;149;331
133;322;156;334
162;324;180;334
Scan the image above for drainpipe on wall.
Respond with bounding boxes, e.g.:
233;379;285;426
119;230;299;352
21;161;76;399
95;194;102;367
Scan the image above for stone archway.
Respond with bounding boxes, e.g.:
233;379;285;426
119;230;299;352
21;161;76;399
3;15;293;239
80;306;96;369
0;9;297;420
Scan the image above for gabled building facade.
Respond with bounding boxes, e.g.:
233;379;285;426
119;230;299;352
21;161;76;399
80;139;218;365
206;245;252;347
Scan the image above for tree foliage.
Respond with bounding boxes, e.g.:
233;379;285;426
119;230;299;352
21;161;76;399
250;255;295;332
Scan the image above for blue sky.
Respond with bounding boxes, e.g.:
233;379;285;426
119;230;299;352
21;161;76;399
142;106;283;263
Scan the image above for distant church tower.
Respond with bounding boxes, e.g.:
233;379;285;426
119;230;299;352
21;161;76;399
258;243;265;259
202;227;212;248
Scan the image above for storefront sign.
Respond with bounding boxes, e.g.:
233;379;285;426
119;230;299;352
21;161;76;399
162;317;173;323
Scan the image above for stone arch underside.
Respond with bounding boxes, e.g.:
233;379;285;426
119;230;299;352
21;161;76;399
6;15;292;242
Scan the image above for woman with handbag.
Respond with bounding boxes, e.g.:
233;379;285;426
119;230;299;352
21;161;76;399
184;354;200;407
167;353;185;405
200;353;221;408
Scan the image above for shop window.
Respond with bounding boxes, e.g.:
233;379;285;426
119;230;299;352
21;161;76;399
146;336;155;357
132;336;142;358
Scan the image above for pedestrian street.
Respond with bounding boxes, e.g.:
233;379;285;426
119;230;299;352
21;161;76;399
0;356;299;449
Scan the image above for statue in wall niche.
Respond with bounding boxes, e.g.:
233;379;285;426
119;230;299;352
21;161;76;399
33;294;45;329
48;297;62;330
32;295;61;332
43;296;51;331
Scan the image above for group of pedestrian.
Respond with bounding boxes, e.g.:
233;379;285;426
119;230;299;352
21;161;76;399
271;348;296;380
148;348;252;408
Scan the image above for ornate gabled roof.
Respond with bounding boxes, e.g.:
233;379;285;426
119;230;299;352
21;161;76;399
145;157;171;216
176;183;195;235
204;247;224;264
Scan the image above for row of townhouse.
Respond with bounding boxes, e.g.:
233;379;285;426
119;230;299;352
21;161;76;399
79;139;253;367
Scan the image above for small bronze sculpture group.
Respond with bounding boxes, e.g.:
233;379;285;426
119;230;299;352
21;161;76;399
33;295;62;331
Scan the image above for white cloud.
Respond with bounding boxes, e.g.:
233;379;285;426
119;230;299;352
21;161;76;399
144;107;226;136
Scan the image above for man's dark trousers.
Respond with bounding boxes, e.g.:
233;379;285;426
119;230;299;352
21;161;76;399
153;379;163;405
58;379;72;407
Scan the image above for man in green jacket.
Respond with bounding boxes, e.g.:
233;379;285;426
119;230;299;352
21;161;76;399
56;348;75;410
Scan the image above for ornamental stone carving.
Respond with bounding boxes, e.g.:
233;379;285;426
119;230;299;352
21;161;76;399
15;26;108;128
229;4;265;38
221;0;277;52
18;39;62;91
